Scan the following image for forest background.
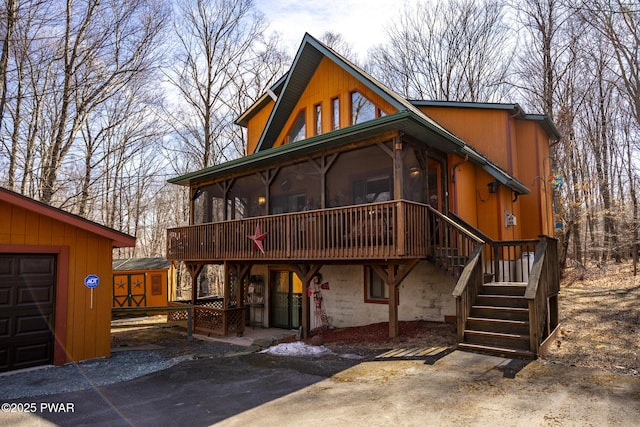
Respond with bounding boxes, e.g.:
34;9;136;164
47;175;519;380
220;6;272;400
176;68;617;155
1;0;639;282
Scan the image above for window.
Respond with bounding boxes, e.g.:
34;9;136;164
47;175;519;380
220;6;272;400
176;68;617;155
314;103;322;135
364;267;388;303
288;110;306;142
151;274;162;295
331;97;340;130
351;91;385;125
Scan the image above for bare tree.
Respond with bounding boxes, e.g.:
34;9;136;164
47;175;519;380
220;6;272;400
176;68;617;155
38;0;169;204
368;0;513;101
0;0;17;134
167;0;266;171
226;31;290;156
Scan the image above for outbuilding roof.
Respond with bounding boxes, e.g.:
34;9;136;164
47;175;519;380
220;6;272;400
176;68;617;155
113;257;171;271
0;187;136;248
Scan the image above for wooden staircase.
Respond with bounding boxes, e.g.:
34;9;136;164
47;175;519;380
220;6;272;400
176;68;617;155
433;247;468;278
457;282;535;359
428;207;559;359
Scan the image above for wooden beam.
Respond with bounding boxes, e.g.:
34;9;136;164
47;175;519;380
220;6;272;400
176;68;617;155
185;263;204;305
389;266;399;337
369;260;420;338
310;154;338;209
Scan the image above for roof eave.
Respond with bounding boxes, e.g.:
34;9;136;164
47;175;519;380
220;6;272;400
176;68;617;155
0;187;136;247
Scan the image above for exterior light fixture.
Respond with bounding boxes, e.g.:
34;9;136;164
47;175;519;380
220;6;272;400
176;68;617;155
409;167;421;178
258;196;266;205
487;181;499;194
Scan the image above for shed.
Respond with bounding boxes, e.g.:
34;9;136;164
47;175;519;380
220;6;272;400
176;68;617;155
112;258;175;308
0;187;135;372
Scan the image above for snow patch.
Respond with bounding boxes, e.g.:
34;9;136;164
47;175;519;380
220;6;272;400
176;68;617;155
261;342;333;357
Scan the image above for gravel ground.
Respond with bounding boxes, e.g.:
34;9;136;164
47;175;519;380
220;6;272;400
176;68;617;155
0;324;248;401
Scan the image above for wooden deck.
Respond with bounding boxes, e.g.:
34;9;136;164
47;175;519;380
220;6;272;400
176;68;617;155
167;200;434;263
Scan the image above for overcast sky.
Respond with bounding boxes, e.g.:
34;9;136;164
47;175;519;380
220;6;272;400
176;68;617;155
254;0;401;58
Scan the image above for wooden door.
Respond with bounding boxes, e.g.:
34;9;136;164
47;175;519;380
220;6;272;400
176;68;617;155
0;254;56;372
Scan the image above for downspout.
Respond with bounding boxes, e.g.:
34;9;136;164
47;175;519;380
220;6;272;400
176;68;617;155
505;109;521;240
451;155;469;213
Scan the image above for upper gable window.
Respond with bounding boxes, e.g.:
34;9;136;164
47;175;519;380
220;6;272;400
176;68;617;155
288;110;306;143
331;97;340;130
351;91;384;125
314;103;322;135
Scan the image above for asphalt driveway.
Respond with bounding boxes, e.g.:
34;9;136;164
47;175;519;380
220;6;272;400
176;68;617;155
2;345;639;426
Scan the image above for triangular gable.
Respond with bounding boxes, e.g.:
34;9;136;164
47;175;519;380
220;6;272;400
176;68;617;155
255;33;460;152
0;187;135;248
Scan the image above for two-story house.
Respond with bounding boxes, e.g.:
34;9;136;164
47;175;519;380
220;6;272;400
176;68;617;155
167;34;561;358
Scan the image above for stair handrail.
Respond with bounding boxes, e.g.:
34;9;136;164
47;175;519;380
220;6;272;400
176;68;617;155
524;236;560;355
452;245;484;342
426;206;485;245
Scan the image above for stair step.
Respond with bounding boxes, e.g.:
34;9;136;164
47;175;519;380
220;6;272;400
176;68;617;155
457;342;536;359
464;330;530;351
470;305;529;321
475;295;528;308
466;317;530;335
481;283;527;296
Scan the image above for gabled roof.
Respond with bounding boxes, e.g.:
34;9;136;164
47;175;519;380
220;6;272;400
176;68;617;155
235;74;287;128
411;100;562;141
113;257;171;271
0;187;136;248
254;33;454;152
173;33;531;195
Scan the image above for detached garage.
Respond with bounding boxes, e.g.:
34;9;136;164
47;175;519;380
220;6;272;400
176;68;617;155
0;187;135;372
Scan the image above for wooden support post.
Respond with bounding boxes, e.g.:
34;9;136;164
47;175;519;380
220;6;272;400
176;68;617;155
223;261;231;310
370;260;418;339
292;264;322;339
187;306;193;342
185;263;204;335
185;263;204;305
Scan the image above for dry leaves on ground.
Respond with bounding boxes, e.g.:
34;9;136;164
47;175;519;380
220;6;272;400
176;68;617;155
541;261;639;377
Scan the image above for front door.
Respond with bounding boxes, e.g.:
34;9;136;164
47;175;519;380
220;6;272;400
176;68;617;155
270;270;302;330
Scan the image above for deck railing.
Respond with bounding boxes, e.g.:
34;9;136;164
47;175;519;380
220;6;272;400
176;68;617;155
167;200;435;262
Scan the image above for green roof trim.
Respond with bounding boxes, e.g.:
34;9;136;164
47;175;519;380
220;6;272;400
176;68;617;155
412;100;561;141
168;110;530;195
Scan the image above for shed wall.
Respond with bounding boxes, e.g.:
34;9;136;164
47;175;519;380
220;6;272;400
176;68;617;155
0;200;114;364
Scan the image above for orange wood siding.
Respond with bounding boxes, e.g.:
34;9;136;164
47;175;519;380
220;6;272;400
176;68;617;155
419;106;513;174
448;154;478;227
273;57;398;147
0;200;114;364
246;100;275;154
515;120;554;238
432;106;554;240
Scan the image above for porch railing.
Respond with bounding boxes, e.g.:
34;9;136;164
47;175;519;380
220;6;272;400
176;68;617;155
448;212;539;282
167;200;435;262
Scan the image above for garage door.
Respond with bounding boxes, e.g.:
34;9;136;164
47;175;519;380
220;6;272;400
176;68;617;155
0;254;56;372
